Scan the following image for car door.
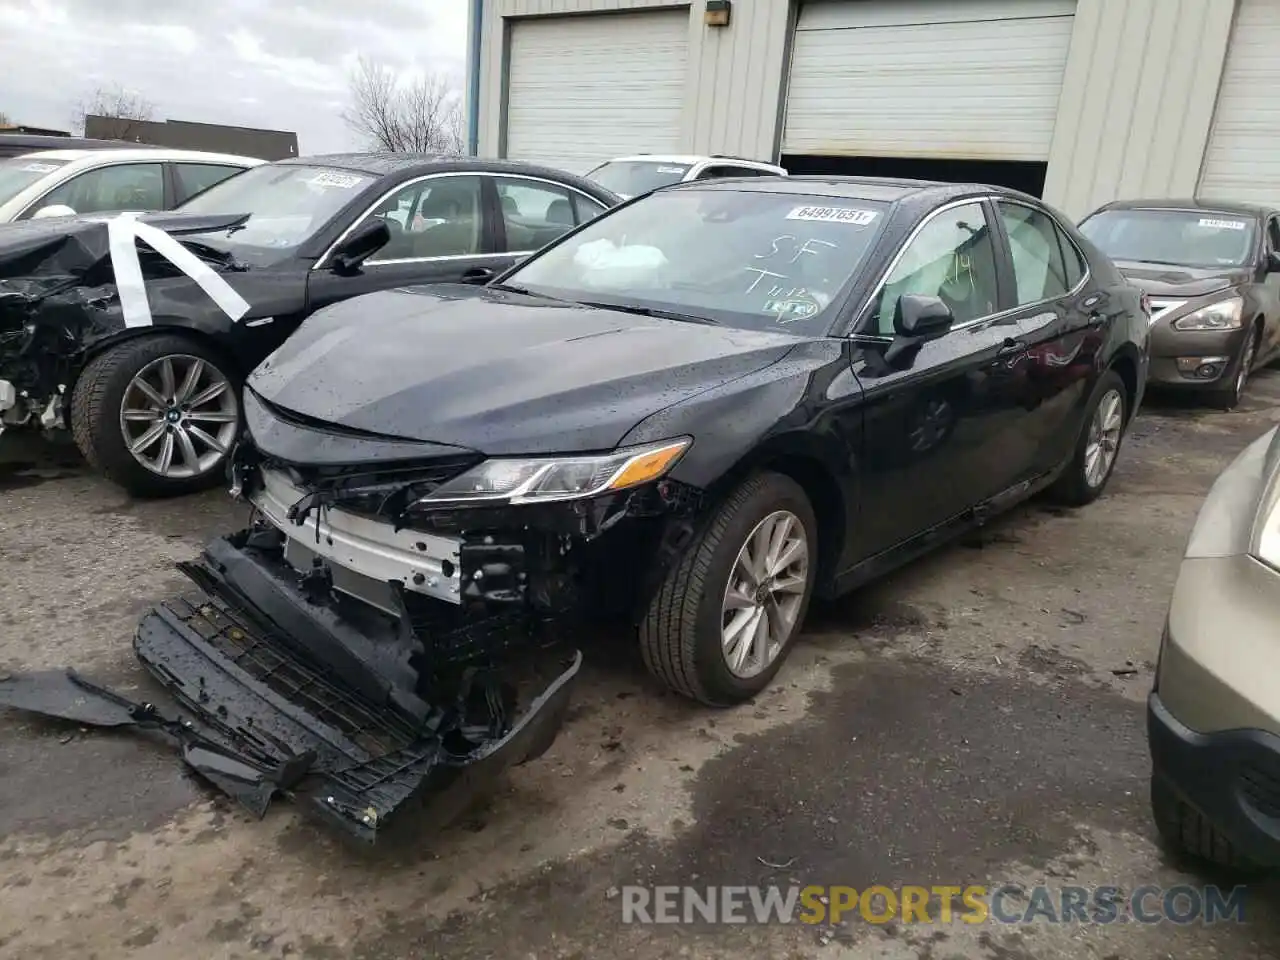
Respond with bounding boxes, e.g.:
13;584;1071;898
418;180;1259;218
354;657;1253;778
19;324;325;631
489;173;610;277
991;199;1100;480
849;198;1029;558
19;161;166;218
305;172;509;313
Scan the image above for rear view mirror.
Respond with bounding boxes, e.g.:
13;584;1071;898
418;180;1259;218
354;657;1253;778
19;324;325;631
32;204;77;219
330;218;391;275
893;294;954;340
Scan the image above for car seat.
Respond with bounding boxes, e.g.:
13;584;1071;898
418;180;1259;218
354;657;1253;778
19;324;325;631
413;184;480;257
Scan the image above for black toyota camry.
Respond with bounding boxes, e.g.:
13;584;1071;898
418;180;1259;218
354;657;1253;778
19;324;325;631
0;177;1151;842
0;153;618;496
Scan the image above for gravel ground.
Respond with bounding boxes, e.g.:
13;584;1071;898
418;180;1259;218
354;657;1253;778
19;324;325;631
3;371;1280;960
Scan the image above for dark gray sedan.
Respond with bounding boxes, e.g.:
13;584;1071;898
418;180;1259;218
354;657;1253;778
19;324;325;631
1079;199;1280;408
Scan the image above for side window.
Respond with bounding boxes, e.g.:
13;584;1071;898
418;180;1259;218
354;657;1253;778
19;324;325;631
695;165;731;180
872;201;1000;335
174;163;244;204
363;175;484;262
998;202;1070;305
1055;222;1087;289
494;176;578;252
1267;217;1280;254
571;194;606;224
34;163;164;216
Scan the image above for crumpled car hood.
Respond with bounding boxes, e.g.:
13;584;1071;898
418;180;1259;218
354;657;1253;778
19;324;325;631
247;284;806;456
1114;260;1250;298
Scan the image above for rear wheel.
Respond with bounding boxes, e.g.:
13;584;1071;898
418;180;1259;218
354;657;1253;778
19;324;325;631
1048;369;1127;507
71;335;242;498
639;472;817;706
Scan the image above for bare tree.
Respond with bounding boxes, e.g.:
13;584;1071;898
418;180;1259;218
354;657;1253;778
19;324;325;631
72;82;155;140
342;55;463;154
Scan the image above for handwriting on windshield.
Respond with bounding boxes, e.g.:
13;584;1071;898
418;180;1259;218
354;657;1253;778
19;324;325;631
744;235;837;295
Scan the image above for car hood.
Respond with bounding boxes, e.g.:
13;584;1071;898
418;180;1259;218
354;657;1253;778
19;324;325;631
1113;260;1250;298
246;284;807;456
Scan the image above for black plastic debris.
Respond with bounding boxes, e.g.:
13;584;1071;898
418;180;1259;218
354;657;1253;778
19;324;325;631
0;532;581;843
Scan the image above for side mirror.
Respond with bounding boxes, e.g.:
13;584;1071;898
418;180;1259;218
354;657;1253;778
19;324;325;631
893;294;954;340
32;204;77;219
330;218;391;275
1267;250;1280;273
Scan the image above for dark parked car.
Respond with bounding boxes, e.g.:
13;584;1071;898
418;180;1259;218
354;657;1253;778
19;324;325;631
0;176;1152;840
1079;199;1280;408
0;153;619;496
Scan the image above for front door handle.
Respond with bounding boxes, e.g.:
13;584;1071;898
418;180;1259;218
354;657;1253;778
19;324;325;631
461;266;496;284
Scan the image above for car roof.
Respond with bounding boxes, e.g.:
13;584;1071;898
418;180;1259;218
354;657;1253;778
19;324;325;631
604;154;782;168
1099;197;1276;218
666;174;1008;204
272;152;616;183
20;148;263;165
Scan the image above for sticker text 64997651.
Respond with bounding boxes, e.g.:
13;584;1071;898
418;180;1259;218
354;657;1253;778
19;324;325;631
786;206;878;226
1199;217;1248;231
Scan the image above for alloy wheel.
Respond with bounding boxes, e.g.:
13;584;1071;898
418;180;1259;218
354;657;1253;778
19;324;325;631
720;510;810;679
119;354;239;479
1083;388;1124;490
1235;333;1257;403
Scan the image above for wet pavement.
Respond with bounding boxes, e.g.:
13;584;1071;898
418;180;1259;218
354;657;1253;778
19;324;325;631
3;372;1280;959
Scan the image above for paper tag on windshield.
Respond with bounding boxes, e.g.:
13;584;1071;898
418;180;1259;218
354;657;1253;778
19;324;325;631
787;205;877;226
1199;217;1247;230
306;171;366;189
656;166;686;174
21;162;58;173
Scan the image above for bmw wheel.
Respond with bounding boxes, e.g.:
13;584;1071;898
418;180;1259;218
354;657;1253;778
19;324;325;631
640;471;818;705
71;334;242;498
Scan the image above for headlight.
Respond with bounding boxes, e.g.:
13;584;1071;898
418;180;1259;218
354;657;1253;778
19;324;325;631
1172;296;1243;331
414;437;691;506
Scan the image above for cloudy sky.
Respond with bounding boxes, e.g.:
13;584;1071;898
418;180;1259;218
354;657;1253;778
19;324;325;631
0;0;469;153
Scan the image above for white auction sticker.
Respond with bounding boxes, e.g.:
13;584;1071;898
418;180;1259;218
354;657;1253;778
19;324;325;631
21;162;58;173
1199;217;1247;231
787;205;878;226
657;166;687;174
306;171;367;189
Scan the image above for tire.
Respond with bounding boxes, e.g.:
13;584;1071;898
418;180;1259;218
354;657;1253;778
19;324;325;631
639;471;818;706
1048;368;1127;507
1150;775;1258;872
70;334;242;498
1208;325;1260;411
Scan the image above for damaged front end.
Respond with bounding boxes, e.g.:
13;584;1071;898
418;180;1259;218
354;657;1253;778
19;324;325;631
0;416;705;843
0;213;250;438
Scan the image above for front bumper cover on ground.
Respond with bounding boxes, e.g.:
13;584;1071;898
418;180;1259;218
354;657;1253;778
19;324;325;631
0;531;580;844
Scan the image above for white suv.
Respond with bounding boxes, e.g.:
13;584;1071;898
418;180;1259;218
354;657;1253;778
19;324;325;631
0;148;263;222
585;154;787;199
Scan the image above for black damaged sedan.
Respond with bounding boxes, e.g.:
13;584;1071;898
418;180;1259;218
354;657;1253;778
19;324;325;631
226;175;1149;704
0;153;617;496
0;177;1150;841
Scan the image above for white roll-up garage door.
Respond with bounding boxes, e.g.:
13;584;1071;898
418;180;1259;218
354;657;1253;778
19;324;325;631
1198;0;1280;208
782;0;1076;162
504;10;689;174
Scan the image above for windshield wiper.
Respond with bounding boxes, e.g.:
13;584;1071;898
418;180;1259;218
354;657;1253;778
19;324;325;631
574;300;720;325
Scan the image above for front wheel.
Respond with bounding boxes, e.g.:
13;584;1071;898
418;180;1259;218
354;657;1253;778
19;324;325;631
70;334;242;498
639;471;818;706
1048;368;1127;507
1208;326;1259;411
